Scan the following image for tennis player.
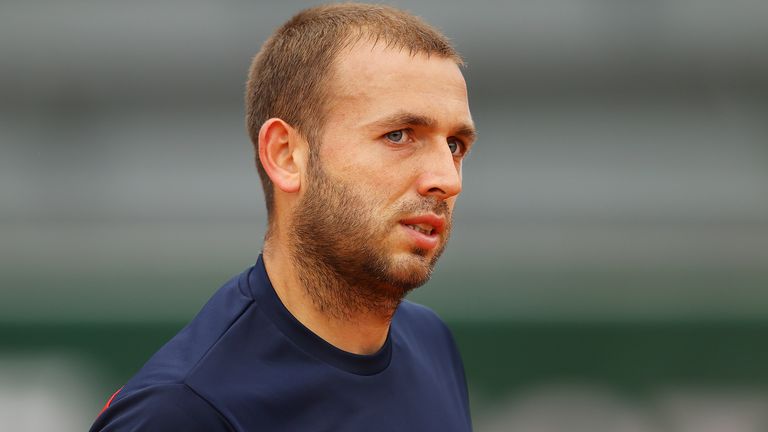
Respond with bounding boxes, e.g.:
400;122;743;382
90;3;476;431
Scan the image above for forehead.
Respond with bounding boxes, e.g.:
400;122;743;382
325;41;471;127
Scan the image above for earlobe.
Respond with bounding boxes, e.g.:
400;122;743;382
258;118;303;194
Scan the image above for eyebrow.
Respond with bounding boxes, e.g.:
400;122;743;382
368;111;477;142
454;124;477;143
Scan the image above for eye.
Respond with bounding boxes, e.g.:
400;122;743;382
384;129;408;144
447;137;466;156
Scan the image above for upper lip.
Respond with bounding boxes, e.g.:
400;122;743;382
400;214;446;235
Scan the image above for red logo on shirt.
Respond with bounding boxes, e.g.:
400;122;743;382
98;387;123;416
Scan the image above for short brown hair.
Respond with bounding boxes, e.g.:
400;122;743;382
245;3;463;219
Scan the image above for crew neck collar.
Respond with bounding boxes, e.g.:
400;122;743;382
247;255;392;376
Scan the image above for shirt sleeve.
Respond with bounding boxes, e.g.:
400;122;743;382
89;383;232;432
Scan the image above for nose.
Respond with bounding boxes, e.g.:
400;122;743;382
415;143;462;200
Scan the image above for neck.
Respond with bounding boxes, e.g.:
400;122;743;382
262;237;397;355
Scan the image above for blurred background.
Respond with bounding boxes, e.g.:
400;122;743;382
2;0;768;430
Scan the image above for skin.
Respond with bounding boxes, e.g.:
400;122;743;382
257;40;475;355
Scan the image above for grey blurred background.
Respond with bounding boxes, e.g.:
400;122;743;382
2;0;768;430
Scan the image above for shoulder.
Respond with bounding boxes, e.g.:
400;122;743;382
395;300;471;411
395;300;453;336
394;300;461;356
90;269;256;431
120;270;255;390
394;300;469;394
396;299;440;321
90;384;232;432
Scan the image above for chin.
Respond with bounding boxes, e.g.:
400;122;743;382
381;252;435;291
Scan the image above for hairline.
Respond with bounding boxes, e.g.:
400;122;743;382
306;32;465;154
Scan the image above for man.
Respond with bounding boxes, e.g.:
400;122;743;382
90;3;476;431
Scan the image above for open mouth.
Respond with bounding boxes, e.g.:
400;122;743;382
403;223;435;236
399;214;445;237
398;215;444;250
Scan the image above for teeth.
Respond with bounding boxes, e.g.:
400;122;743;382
406;224;433;235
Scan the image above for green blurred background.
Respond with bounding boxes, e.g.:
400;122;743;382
2;0;768;430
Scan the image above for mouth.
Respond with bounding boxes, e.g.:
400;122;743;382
398;214;446;250
399;214;446;235
402;223;435;236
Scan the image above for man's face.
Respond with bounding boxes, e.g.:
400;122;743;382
291;41;475;300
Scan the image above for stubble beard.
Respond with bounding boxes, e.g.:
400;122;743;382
289;155;452;321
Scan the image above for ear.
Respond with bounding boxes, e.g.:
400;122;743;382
257;118;304;194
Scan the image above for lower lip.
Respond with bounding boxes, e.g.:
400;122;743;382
400;223;440;250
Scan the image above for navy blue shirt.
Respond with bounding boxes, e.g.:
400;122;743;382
91;256;472;431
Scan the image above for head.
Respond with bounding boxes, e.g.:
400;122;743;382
246;3;463;219
246;3;475;316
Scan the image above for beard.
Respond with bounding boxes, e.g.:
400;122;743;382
289;154;452;320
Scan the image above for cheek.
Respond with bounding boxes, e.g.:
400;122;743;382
324;140;422;201
446;196;458;211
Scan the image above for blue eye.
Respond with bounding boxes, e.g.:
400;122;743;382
447;137;465;156
385;130;405;143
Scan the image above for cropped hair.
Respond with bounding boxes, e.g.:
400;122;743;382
245;3;463;218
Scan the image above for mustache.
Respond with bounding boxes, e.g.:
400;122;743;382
395;197;450;218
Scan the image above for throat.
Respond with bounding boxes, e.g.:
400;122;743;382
263;246;395;355
291;252;402;322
